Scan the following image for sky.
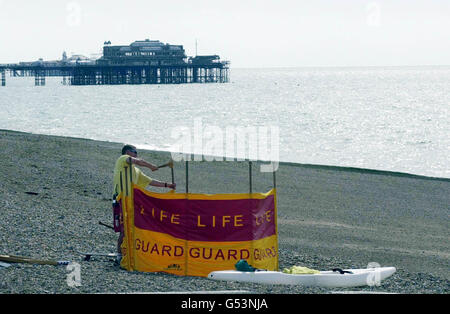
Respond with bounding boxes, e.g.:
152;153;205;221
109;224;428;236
0;0;449;67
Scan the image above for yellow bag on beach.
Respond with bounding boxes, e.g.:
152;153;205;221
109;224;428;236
282;265;320;275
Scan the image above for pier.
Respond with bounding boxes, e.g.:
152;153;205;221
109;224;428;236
0;39;229;86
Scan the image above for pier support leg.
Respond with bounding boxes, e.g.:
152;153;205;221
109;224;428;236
193;67;198;83
35;76;45;86
35;71;46;86
1;70;5;86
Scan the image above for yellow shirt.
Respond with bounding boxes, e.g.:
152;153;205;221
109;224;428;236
113;155;152;195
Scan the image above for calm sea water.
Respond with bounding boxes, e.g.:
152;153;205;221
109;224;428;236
1;66;449;178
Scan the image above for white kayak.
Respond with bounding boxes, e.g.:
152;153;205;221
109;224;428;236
207;267;396;288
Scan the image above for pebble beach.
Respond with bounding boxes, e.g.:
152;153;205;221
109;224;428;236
0;129;448;294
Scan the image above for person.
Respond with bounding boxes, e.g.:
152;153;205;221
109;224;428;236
113;144;176;264
113;144;176;194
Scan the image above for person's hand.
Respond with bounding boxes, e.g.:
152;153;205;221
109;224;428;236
168;183;176;190
151;165;159;171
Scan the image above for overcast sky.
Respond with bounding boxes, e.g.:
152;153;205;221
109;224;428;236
0;0;449;67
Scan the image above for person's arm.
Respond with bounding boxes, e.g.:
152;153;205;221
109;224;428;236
128;157;158;171
149;180;176;190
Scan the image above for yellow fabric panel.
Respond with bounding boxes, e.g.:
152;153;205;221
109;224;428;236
120;191;136;271
132;227;278;277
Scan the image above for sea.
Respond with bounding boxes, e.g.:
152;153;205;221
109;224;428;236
1;66;449;178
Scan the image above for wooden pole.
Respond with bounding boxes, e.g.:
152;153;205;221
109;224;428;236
124;167;129;196
185;160;189;194
249;161;253;195
171;165;175;186
273;163;277;189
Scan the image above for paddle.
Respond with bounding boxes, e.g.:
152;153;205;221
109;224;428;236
99;221;114;230
157;160;174;169
0;254;70;266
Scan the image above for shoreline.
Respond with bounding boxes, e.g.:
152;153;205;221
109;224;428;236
2;128;448;182
0;129;448;293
